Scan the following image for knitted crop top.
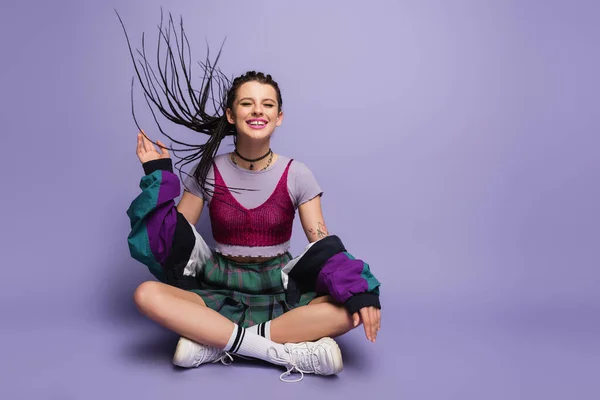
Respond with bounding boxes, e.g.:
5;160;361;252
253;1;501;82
183;154;322;257
210;158;295;250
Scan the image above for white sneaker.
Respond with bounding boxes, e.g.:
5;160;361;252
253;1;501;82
268;337;344;382
172;337;233;368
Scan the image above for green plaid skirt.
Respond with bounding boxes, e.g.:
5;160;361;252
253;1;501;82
190;251;319;328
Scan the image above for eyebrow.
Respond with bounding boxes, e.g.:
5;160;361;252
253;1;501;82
238;97;277;103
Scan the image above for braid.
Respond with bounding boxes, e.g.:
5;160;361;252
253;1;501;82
116;10;283;197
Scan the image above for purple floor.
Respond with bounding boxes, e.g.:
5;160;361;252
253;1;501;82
1;0;598;398
1;303;594;399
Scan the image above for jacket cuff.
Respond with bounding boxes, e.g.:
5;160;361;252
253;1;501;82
344;292;381;315
143;158;173;175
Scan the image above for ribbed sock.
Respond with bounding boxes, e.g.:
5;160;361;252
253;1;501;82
223;323;287;365
246;321;271;341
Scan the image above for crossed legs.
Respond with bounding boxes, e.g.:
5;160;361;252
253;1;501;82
133;281;356;346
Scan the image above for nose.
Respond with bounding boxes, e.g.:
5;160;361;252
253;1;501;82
252;104;264;115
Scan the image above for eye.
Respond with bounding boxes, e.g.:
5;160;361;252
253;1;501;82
240;102;252;106
264;103;275;108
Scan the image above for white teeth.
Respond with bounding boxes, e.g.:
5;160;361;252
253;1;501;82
249;121;265;125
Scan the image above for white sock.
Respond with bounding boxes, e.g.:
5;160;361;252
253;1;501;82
246;321;271;341
224;324;287;365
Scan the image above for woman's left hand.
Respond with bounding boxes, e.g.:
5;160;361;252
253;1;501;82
353;306;381;343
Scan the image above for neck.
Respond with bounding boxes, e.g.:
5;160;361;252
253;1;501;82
235;137;271;159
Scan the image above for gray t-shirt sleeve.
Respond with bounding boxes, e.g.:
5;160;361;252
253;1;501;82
289;160;323;208
182;163;214;203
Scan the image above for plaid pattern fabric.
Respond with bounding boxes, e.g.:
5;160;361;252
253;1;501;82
190;251;319;328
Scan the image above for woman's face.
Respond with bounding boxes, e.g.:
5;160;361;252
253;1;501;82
226;81;283;141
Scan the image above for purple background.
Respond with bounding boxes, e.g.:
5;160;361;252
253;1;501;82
1;0;598;398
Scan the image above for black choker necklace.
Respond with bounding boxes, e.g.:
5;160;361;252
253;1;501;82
234;148;272;170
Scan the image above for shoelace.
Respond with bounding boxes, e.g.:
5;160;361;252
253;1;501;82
213;352;234;366
195;346;233;367
286;343;320;373
213;351;256;366
267;346;321;383
279;365;305;383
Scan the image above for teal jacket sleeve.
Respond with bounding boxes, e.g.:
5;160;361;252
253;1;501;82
126;159;211;289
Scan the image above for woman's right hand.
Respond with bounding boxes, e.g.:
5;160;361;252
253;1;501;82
136;130;170;164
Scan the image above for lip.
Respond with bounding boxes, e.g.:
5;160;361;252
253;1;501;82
246;118;268;130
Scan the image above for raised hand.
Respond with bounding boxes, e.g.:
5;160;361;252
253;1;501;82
353;306;381;343
136;130;170;164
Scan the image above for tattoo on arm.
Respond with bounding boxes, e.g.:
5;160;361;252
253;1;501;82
308;223;329;240
317;222;328;238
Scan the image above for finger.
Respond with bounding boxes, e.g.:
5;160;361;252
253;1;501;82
377;309;381;330
369;307;378;340
367;307;374;340
138;130;147;148
352;312;360;327
365;307;374;341
360;308;372;342
142;132;155;153
145;136;156;153
137;133;146;156
136;133;143;154
156;139;170;158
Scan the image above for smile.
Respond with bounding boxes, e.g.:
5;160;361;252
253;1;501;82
246;119;267;129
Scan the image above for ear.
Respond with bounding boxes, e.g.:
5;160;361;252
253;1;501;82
226;108;235;124
275;110;284;127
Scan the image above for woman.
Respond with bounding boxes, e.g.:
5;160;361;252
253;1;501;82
121;14;381;382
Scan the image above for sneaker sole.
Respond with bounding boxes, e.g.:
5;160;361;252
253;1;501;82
318;337;344;375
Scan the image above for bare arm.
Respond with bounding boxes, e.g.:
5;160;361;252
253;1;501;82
298;195;329;243
177;190;205;226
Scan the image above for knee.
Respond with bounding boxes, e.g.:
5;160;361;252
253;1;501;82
320;301;356;328
329;302;360;331
133;281;162;315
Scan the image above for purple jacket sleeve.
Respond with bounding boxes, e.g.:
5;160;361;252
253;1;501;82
126;159;202;289
315;251;381;314
284;236;381;314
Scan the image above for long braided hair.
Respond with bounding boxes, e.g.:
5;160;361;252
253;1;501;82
116;10;283;197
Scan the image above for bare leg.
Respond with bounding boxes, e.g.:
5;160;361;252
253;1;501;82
269;296;356;344
133;281;234;348
135;282;346;377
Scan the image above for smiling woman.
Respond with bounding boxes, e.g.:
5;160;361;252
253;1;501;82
118;10;382;383
225;80;283;171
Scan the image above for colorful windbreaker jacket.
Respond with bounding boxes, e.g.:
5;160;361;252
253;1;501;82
281;236;381;314
126;159;382;314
